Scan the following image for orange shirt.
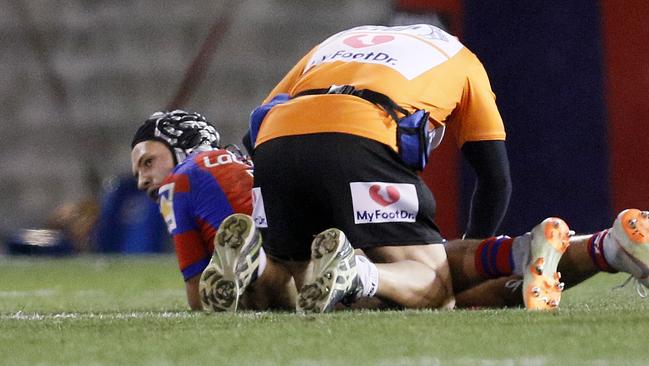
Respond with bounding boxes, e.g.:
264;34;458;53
255;24;505;150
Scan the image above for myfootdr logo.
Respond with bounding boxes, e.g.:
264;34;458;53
350;182;418;224
369;184;400;206
343;34;394;48
305;26;464;80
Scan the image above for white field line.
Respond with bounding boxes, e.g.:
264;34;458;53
289;357;574;366
1;310;276;321
0;288;183;298
0;311;200;321
0;289;57;298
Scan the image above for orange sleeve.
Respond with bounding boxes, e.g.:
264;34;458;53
451;53;506;147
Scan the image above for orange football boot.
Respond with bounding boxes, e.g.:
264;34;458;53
523;217;571;310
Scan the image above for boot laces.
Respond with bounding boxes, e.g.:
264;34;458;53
505;279;523;293
612;275;648;298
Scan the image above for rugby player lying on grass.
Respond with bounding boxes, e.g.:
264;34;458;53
130;110;296;311
130;110;649;312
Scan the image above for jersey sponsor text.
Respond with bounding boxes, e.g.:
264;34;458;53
158;182;176;233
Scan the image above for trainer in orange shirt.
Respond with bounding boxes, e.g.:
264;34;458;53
242;24;512;312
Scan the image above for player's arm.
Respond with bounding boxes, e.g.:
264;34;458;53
452;50;510;238
179;154;253;310
171;229;212;311
461;140;512;238
185;275;202;310
159;177;213;311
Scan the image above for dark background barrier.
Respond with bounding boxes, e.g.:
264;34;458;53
407;0;649;237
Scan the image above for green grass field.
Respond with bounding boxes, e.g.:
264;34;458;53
1;255;648;365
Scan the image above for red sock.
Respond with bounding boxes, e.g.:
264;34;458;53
587;230;617;273
474;236;514;278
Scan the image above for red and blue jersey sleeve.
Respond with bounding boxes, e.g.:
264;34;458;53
158;149;253;281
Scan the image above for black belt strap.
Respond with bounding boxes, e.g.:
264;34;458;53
293;85;409;122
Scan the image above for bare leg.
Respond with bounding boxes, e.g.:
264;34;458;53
443;238;490;293
279;259;310;290
241;258;297;311
447;234;600;308
557;235;599;288
364;244;455;309
241;257;317;311
276;245;455;310
455;276;523;308
440;238;526;308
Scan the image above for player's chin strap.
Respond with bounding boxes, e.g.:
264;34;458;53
223;143;252;166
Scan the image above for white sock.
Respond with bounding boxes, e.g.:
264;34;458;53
511;233;531;276
256;247;267;278
355;255;379;297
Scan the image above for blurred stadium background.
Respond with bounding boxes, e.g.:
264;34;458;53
1;0;648;255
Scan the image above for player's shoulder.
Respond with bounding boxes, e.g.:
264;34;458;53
170;149;251;186
160;150;219;188
193;149;251;171
169;150;222;174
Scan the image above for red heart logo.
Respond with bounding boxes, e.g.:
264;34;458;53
343;34;395;48
369;184;400;206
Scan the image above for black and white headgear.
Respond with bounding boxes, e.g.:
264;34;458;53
131;110;221;164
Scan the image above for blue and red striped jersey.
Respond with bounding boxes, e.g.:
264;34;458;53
157;149;253;281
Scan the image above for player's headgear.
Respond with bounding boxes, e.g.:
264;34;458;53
131;110;221;164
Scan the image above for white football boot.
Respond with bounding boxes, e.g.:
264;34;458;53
296;228;363;313
199;214;262;312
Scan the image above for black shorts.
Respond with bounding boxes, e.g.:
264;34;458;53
252;133;444;261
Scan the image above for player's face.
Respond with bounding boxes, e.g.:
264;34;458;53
131;140;175;201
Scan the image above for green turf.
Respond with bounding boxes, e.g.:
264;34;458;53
1;255;648;365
